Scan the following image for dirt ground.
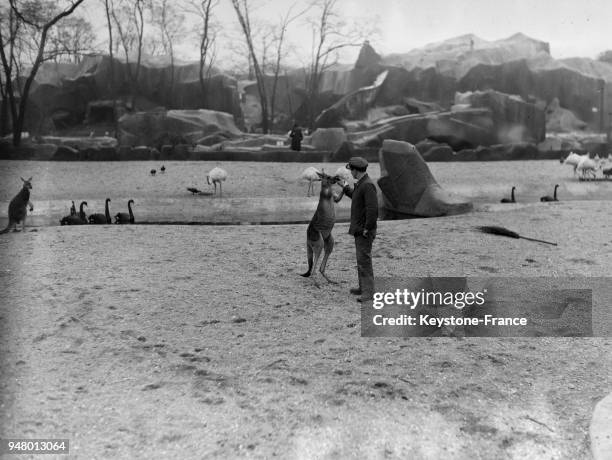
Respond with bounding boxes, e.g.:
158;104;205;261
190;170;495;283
1;199;612;459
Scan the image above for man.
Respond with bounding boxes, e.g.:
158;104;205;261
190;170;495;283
289;123;303;152
340;157;378;302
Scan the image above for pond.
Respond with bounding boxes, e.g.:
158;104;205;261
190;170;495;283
1;160;610;226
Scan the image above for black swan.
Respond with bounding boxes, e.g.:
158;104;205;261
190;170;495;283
61;201;88;225
540;185;559;202
500;186;516;203
88;198;112;224
115;199;135;224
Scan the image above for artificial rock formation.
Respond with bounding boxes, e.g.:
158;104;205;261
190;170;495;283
377;139;473;217
118;109;242;147
13;55;242;134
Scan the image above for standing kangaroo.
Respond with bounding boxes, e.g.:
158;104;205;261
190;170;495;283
1;177;33;234
301;171;344;286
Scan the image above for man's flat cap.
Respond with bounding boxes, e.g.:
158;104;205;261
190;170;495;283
346;157;368;170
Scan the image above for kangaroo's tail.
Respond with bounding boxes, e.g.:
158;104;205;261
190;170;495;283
0;222;13;234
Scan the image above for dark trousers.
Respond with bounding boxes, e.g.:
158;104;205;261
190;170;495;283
354;234;374;298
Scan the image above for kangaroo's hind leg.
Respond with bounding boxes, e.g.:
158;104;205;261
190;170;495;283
309;238;323;288
319;234;337;284
301;223;320;277
301;242;314;277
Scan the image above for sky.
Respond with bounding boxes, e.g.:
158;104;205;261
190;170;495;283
378;0;612;59
80;0;612;65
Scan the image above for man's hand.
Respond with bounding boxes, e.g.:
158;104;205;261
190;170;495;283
363;229;371;239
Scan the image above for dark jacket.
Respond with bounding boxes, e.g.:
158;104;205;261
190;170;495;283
290;127;303;151
343;174;378;236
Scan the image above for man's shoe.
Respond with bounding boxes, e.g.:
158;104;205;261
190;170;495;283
349;287;362;295
356;296;373;303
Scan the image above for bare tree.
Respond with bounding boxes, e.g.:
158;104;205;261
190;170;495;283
268;3;309;131
48;15;96;63
111;0;145;109
102;0;118;137
305;0;364;128
185;0;218;108
0;4;22;137
148;0;185;107
231;0;311;133
0;0;86;146
230;0;271;133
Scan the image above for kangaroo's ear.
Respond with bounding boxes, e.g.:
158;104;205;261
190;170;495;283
316;172;323;179
27;177;32;181
21;177;25;182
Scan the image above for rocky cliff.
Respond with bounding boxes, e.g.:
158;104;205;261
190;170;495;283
15;55;243;133
300;34;612;134
8;33;612;141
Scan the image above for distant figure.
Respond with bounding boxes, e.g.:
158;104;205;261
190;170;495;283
470;38;474;52
289;123;303;152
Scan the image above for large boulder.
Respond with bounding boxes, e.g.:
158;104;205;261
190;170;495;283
14;55;243;135
118;109;242;147
454;90;545;143
346;108;495;149
377;140;473;218
315;70;389;128
309;128;347;151
545;97;588;132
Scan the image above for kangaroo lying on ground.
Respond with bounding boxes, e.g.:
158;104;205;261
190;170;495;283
1;177;33;234
301;171;344;286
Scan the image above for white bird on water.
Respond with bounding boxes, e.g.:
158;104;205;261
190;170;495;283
207;167;228;197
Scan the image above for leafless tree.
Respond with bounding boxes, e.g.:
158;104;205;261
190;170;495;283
268;3;309;131
0;0;86;146
230;0;271;133
102;0;118;137
231;0;311;133
110;0;145;109
184;0;218;108
0;4;22;137
48;15;96;63
305;0;365;128
148;0;185;107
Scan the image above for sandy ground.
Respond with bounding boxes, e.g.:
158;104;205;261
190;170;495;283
1;197;611;459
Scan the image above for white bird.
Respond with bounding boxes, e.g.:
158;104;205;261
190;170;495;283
562;151;589;176
207;167;228;197
300;166;322;197
576;154;601;179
